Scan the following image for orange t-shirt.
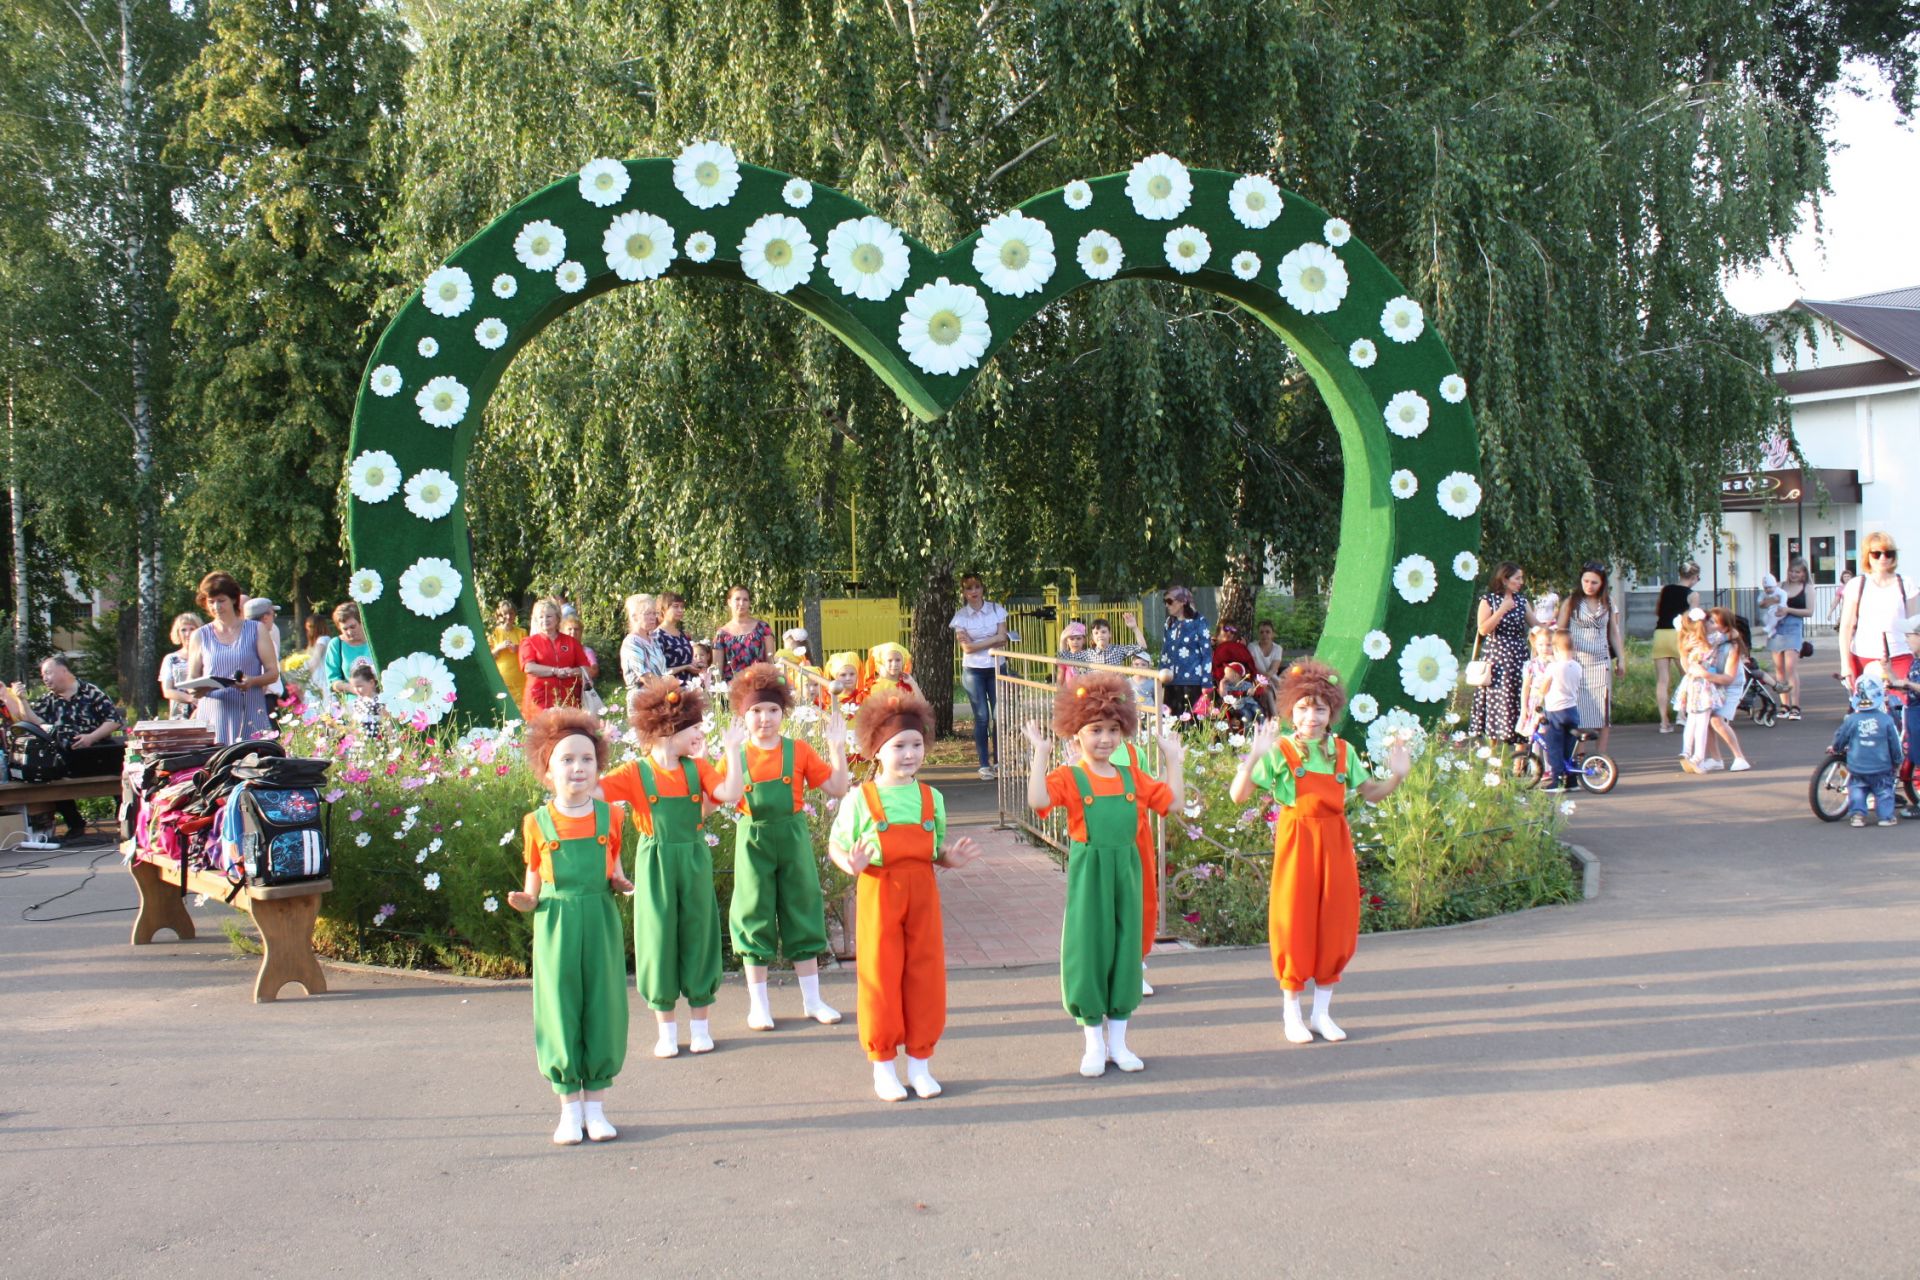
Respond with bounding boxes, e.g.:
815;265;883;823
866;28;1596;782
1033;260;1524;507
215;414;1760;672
1034;765;1174;844
600;757;723;836
521;804;625;883
716;737;833;813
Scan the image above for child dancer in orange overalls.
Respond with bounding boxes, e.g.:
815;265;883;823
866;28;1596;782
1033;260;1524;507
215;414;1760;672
828;692;980;1101
1229;660;1410;1044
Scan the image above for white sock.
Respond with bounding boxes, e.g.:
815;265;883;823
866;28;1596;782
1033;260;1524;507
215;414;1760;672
799;973;841;1023
1282;991;1312;1044
1106;1018;1144;1071
1310;985;1346;1041
654;1021;678;1058
906;1055;942;1098
1141;960;1154;998
552;1099;584;1145
747;980;774;1030
1080;1024;1108;1077
1683;713;1709;762
689;1018;713;1054
582;1099;617;1141
873;1059;908;1102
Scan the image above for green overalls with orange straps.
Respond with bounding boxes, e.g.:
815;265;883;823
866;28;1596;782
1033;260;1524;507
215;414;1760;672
633;759;723;1010
1059;765;1147;1026
728;738;829;964
530;801;629;1095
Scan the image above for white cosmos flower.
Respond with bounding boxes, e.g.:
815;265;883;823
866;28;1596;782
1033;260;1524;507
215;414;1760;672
684;230;716;264
514;220;566;272
1349;693;1380;723
483;895;499;913
578;157;630;208
349;568;383;604
422;266;474;318
1125;152;1192;220
1454;551;1481;580
473;317;508;350
422;872;442;893
348;450;401;503
738;213;816;295
1394;554;1438;603
1384;390;1430;438
403;468;458;521
1230;251;1261;281
672;141;740;209
1228;173;1283;229
1275;242;1350;314
1324;217;1352;246
781;177;813;208
440;624;476;660
1437;471;1483;519
1366;708;1428;763
898;276;991;377
1381;295;1425;343
1076;229;1124;280
416;337;438;359
1363;630;1392;660
1389;469;1418;500
824;216;911;301
554;261;587;293
492;273;517;299
415;376;469;429
398;557;463;619
1162;225;1211;274
1399;634;1459;702
1062;180;1092;210
603;210;677;281
369;365;402;398
1349;338;1378;368
972;210;1056;297
1439;373;1468;404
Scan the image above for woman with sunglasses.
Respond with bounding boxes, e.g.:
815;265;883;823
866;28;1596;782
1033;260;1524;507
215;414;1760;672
1159;585;1213;716
1838;533;1917;690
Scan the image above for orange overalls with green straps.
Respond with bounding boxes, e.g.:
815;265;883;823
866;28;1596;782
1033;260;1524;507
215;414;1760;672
1267;736;1361;992
853;782;947;1063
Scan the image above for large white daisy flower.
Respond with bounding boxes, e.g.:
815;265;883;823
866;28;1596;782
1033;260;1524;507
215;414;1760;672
824;216;911;301
1062;180;1092;210
1399;634;1459;703
1384;390;1430;439
577;157;630;208
672;141;740;209
782;177;813;208
416;336;438;359
473;317;508;350
1162;225;1211;275
1390;469;1418;500
1437;471;1483;519
380;652;456;726
684;230;717;264
1323;217;1352;247
368;365;402;398
554;260;587;293
1125;152;1192;220
603;210;677;281
403;468;459;522
1439;373;1468;404
1394;554;1438;604
1349;693;1380;723
491;273;517;299
1381;295;1425;343
1076;230;1124;280
1366;708;1428;762
513;220;566;272
439;624;476;661
1349;338;1378;368
1362;630;1392;660
1454;551;1481;580
1230;250;1261;281
398;557;463;619
348;450;401;504
421;266;473;318
1227;173;1283;229
348;568;383;604
972;210;1056;297
1275;243;1350;314
898;276;991;377
415;376;470;429
738;214;816;295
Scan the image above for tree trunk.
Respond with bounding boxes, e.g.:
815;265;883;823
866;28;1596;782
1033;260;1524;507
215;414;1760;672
1218;538;1262;637
120;0;160;720
7;377;27;681
910;561;957;738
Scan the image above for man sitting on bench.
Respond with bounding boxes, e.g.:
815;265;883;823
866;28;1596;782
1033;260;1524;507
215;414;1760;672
2;655;124;840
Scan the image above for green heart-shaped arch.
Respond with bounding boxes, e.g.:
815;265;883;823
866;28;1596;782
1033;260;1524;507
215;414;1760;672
345;149;1482;736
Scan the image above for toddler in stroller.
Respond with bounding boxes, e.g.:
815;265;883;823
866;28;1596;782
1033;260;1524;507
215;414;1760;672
1730;614;1782;727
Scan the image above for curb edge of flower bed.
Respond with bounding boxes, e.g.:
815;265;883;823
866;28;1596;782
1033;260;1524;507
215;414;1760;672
1564;841;1601;900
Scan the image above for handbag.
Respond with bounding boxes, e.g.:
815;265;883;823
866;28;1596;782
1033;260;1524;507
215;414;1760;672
1463;632;1492;687
1800;640;1814;659
6;722;69;784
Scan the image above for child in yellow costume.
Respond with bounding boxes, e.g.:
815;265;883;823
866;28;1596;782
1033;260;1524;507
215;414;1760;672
864;642;919;701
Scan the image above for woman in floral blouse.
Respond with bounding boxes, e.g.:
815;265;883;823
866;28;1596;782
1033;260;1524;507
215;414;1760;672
653;590;695;677
710;585;774;682
1159;585;1213;715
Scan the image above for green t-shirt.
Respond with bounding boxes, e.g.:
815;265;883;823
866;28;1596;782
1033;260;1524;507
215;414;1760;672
323;637;372;687
1249;734;1364;809
828;782;949;865
1109;740;1159;780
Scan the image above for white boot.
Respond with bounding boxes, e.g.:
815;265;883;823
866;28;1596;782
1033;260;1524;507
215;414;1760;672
1141;961;1155;998
746;980;775;1031
1309;984;1346;1042
582;1100;617;1142
689;1018;714;1054
799;972;842;1024
1105;1018;1144;1072
552;1099;584;1146
906;1055;942;1098
1282;991;1312;1044
653;1021;679;1058
873;1059;909;1102
1079;1024;1109;1078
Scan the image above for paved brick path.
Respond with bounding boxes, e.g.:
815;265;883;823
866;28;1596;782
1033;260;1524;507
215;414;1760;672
938;824;1065;967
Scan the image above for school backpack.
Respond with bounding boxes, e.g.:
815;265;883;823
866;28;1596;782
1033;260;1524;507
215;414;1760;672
6;722;69;784
231;782;330;886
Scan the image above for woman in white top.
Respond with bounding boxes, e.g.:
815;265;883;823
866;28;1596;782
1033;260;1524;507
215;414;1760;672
1247;618;1285;713
949;573;1008;779
1837;531;1916;688
618;593;667;689
157;611;204;720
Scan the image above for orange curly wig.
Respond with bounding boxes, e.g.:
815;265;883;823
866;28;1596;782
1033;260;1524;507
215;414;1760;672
1276;658;1346;719
855;689;936;754
728;661;793;715
628;677;707;742
525;707;608;778
1053;671;1139;737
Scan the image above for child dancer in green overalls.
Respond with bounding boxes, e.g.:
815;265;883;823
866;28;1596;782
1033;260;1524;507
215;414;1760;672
717;662;852;1030
1025;672;1185;1078
509;708;633;1145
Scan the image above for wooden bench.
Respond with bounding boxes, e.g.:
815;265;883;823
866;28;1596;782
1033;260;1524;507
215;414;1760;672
0;772;123;808
123;842;332;1003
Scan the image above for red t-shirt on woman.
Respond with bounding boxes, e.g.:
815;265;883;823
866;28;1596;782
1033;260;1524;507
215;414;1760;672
520;632;589;710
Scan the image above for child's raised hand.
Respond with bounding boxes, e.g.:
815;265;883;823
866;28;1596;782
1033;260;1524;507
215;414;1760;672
835;838;876;875
1385;741;1413;778
506;889;537;912
942;836;981;869
608;872;634;894
824;708;848;750
1246;718;1281;761
1121;610;1138;629
719;721;748;752
1060;738;1082;767
1021;720;1051;751
1156;729;1186;767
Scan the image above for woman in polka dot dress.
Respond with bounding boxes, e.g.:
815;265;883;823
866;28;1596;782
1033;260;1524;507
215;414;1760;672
1469;561;1531;756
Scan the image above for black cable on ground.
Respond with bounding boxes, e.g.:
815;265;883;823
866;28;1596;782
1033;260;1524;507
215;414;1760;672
5;842;137;921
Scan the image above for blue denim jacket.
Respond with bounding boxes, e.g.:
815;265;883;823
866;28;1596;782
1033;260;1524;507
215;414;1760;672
1831;709;1903;775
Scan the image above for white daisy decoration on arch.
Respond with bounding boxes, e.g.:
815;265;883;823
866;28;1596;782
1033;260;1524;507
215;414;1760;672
1399;634;1459;702
824;216;911;301
473;317;508;350
603;210;677;281
684;230;717;264
577;157;630;208
972;210;1056;297
1275;243;1349;314
381;652;456;726
348;450;401;504
440;624;476;661
491;272;517;299
1439;373;1468;404
781;177;813;208
1362;630;1392;660
1348;338;1378;368
1389;468;1418;500
1367;708;1429;762
1384;390;1430;439
1125;152;1192;220
404;468;459;522
898;276;991;377
416;336;438;359
369;365;402;397
1062;179;1092;210
1227;173;1283;229
415;375;470;429
1349;693;1381;723
1323;217;1352;247
1163;225;1211;275
421;266;473;318
738;213;816;295
672;140;740;209
1437;471;1483;519
1454;551;1481;580
554;261;587;293
348;567;383;605
1394;554;1438;604
398;557;463;619
513;220;566;272
1381;295;1425;343
1230;250;1260;281
1076;229;1124;280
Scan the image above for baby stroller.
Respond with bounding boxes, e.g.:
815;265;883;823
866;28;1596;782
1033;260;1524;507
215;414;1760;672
1737;653;1782;727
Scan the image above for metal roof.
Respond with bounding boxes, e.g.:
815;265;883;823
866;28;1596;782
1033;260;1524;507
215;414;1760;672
1794;285;1920;375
